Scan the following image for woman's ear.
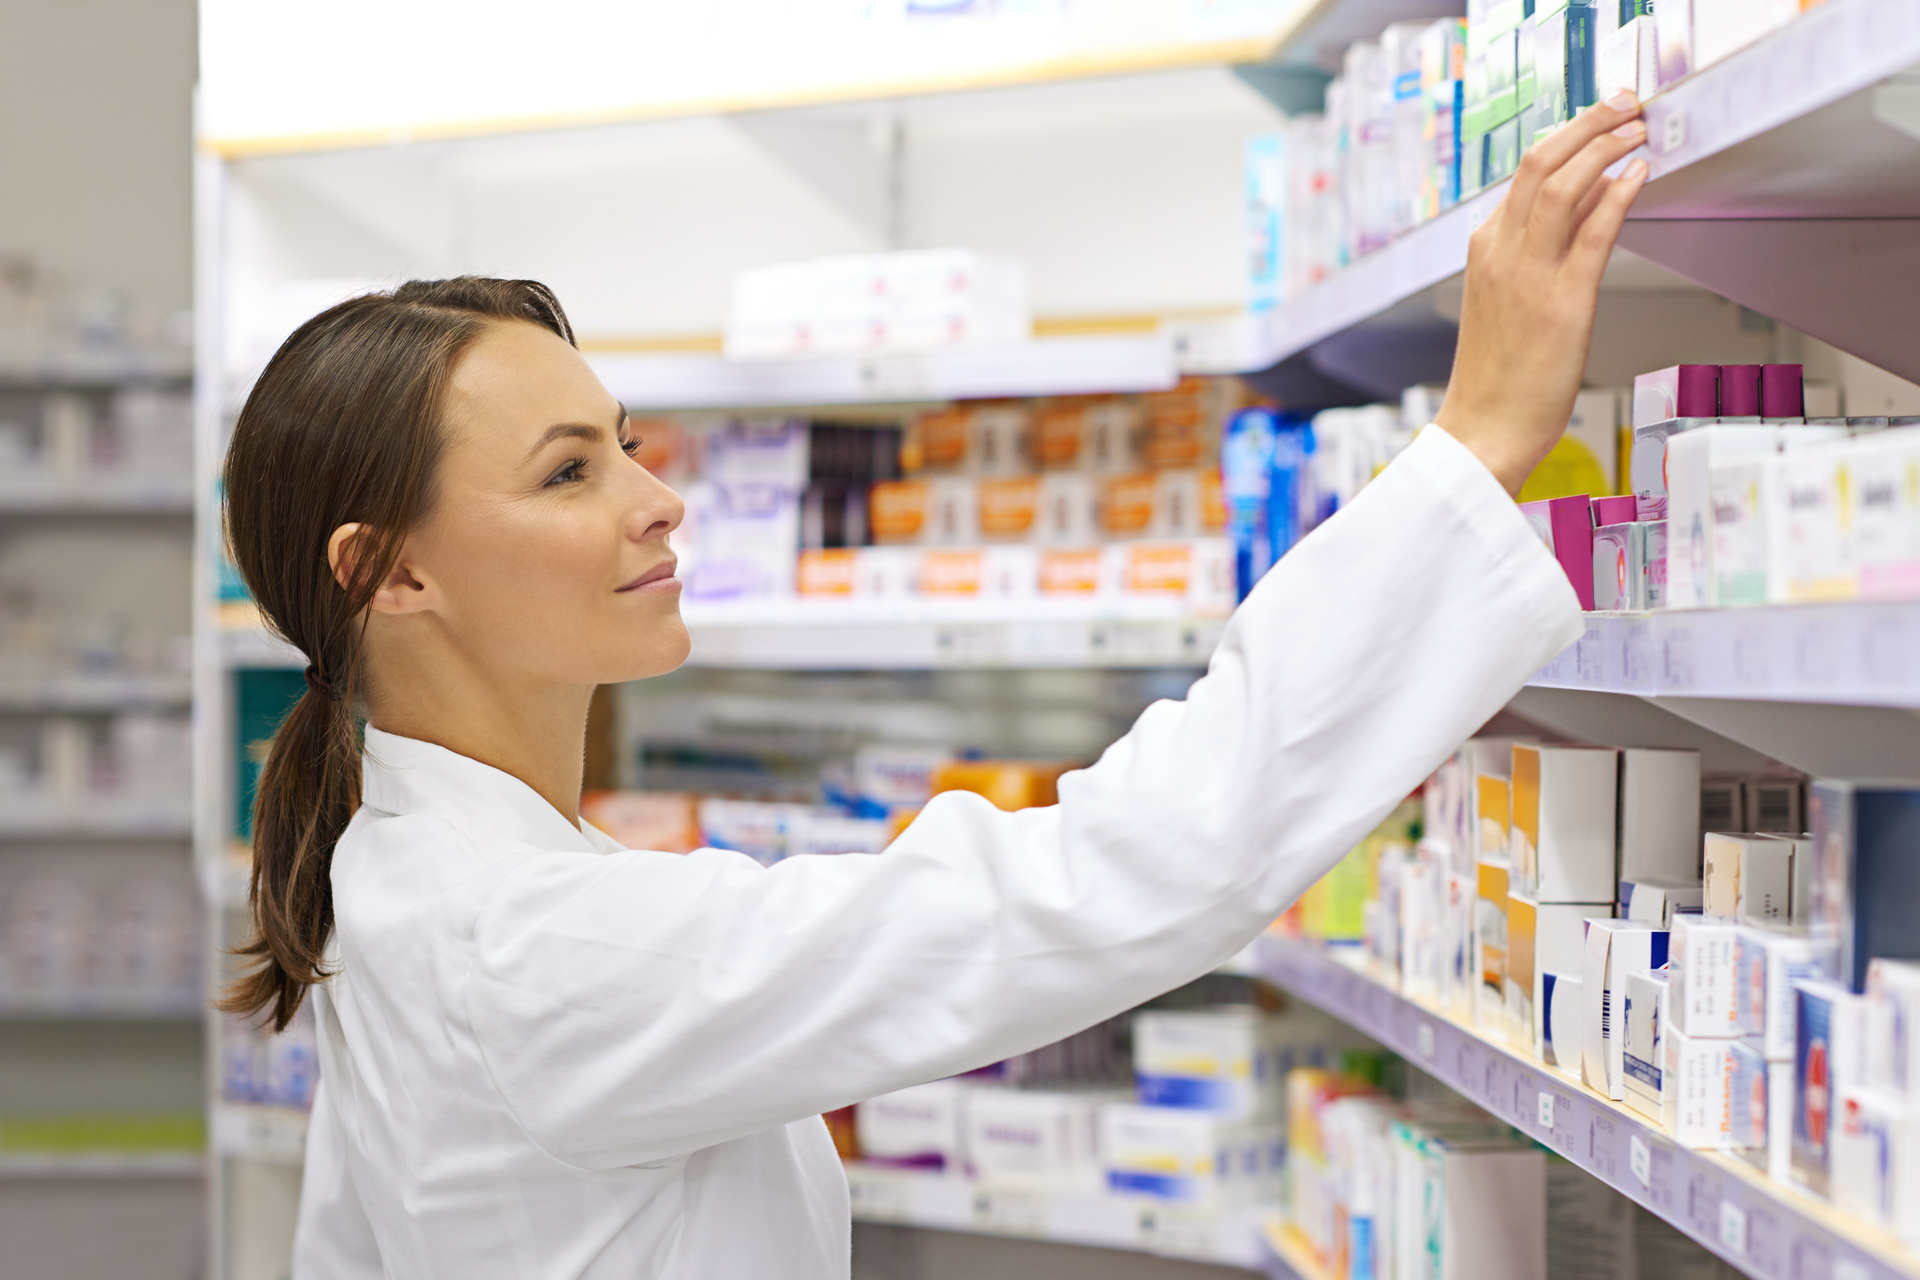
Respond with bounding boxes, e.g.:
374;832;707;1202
328;523;435;615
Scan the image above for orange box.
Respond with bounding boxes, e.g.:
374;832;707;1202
869;479;930;544
1101;473;1158;537
912;407;970;471
978;476;1041;539
579;790;700;853
931;760;1077;811
1035;398;1091;469
1038;547;1102;595
1123;542;1193;595
1200;469;1227;533
919;548;985;595
796;549;859;595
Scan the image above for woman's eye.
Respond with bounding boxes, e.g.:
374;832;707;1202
545;459;587;487
620;436;641;458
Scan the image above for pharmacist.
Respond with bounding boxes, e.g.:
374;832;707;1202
221;95;1651;1280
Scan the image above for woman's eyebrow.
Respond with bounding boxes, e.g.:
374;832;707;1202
521;422;602;462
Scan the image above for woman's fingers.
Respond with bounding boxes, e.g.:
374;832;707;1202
1502;90;1644;230
1525;121;1649;257
1565;158;1651;284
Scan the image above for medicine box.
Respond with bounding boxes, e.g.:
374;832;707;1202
1728;1040;1770;1153
1133;1007;1279;1120
1700;777;1745;838
1098;1103;1272;1205
1518;495;1596;610
1622;966;1668;1121
1853;427;1920;601
1831;1084;1920;1243
1583;920;1671;1100
1791;978;1869;1196
1506;894;1604;1052
1478;775;1511;864
1672;913;1742;1038
1633;365;1721;429
1866;959;1920;1097
1808;781;1920;991
1619;749;1703;884
1663;1023;1736;1149
858;1079;969;1170
964;1088;1123;1187
1510;745;1617;902
1476;861;1512;1030
1541;971;1583;1076
1619;878;1703;927
1747;777;1806;835
1737;927;1837;1061
1703;833;1792;925
1392;1130;1547;1280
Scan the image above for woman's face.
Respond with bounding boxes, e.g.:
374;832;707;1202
386;320;690;686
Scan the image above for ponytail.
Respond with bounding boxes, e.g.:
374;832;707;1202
219;277;575;1031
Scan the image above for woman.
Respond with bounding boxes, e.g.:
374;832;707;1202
223;97;1650;1278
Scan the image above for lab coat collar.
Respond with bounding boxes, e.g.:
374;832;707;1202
360;725;605;855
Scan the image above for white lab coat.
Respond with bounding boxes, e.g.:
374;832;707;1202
291;425;1581;1279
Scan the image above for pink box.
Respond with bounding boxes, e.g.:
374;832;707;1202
1521;495;1597;610
1633;365;1721;427
1591;495;1637;526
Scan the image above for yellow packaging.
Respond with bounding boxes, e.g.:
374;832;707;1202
1478;775;1511;863
1477;860;1511;1029
1038;547;1102;595
930;760;1077;812
1101;473;1158;537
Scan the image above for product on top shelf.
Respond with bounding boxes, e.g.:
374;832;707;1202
725;248;1029;359
963;1086;1126;1190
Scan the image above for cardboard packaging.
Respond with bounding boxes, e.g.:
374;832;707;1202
964;1087;1125;1187
1619;749;1703;883
1728;1040;1771;1154
1518;495;1597;610
1866;959;1920;1097
1133;1007;1280;1120
1510;745;1618;902
1673;913;1743;1039
1664;1023;1736;1149
1478;775;1511;865
1791;978;1869;1196
1591;519;1654;611
1622;966;1669;1121
1737;927;1838;1061
1099;1103;1272;1205
1391;1132;1547;1280
1507;894;1606;1053
1595;15;1657;104
1477;860;1512;1030
1633;365;1722;429
1830;1085;1920;1241
1703;833;1793;925
1808;782;1920;991
1541;971;1584;1076
857;1079;969;1170
1619;878;1704;926
1583;920;1671;1100
1669;425;1844;608
1747;777;1806;835
1852;427;1920;601
1700;777;1746;838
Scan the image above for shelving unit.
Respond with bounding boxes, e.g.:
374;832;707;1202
1252;934;1920;1280
0;1153;205;1181
193;0;1920;1276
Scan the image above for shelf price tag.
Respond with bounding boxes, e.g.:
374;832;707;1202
1718;1199;1747;1258
1630;1134;1651;1191
1417;1023;1435;1060
1538;1092;1555;1131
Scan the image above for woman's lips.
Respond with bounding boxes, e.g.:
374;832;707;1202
617;559;680;593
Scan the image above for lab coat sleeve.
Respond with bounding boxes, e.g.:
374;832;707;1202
465;424;1584;1169
291;1080;384;1279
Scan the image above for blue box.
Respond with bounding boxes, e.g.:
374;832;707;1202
1809;782;1920;992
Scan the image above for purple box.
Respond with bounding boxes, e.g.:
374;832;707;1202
1762;365;1804;419
1521;495;1597;610
1633;365;1722;427
1720;366;1763;418
1591;495;1637;526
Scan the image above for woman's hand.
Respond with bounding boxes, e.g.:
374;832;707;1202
1436;90;1651;495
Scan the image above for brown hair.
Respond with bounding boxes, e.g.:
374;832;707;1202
220;277;575;1031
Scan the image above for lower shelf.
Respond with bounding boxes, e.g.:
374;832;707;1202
212;1103;310;1166
0;1152;203;1180
844;1161;1267;1270
1252;933;1920;1280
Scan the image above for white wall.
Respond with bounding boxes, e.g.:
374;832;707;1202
0;0;196;324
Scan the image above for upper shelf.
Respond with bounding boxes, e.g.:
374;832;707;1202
1226;0;1920;379
587;333;1179;412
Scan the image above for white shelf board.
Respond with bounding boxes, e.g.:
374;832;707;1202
0;1002;202;1022
0;672;192;711
0;1152;204;1180
0;800;193;840
1235;0;1920;374
1252;933;1920;1280
0;349;193;385
212;1104;310;1167
845;1161;1266;1270
0;475;194;515
587;334;1180;412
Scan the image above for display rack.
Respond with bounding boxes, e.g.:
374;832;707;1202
1253;934;1920;1280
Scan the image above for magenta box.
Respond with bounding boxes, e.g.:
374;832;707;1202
1591;495;1637;526
1520;494;1597;610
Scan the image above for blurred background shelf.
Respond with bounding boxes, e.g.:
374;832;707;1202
0;476;193;515
0;802;193;840
0;673;191;711
0;1153;203;1181
1252;933;1920;1280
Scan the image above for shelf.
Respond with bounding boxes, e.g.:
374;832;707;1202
0;672;192;712
1235;0;1920;381
0;801;193;840
0;475;193;515
0;350;192;386
844;1160;1266;1270
585;334;1180;412
0;1003;201;1023
0;1152;203;1180
211;1104;310;1166
1252;933;1920;1280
